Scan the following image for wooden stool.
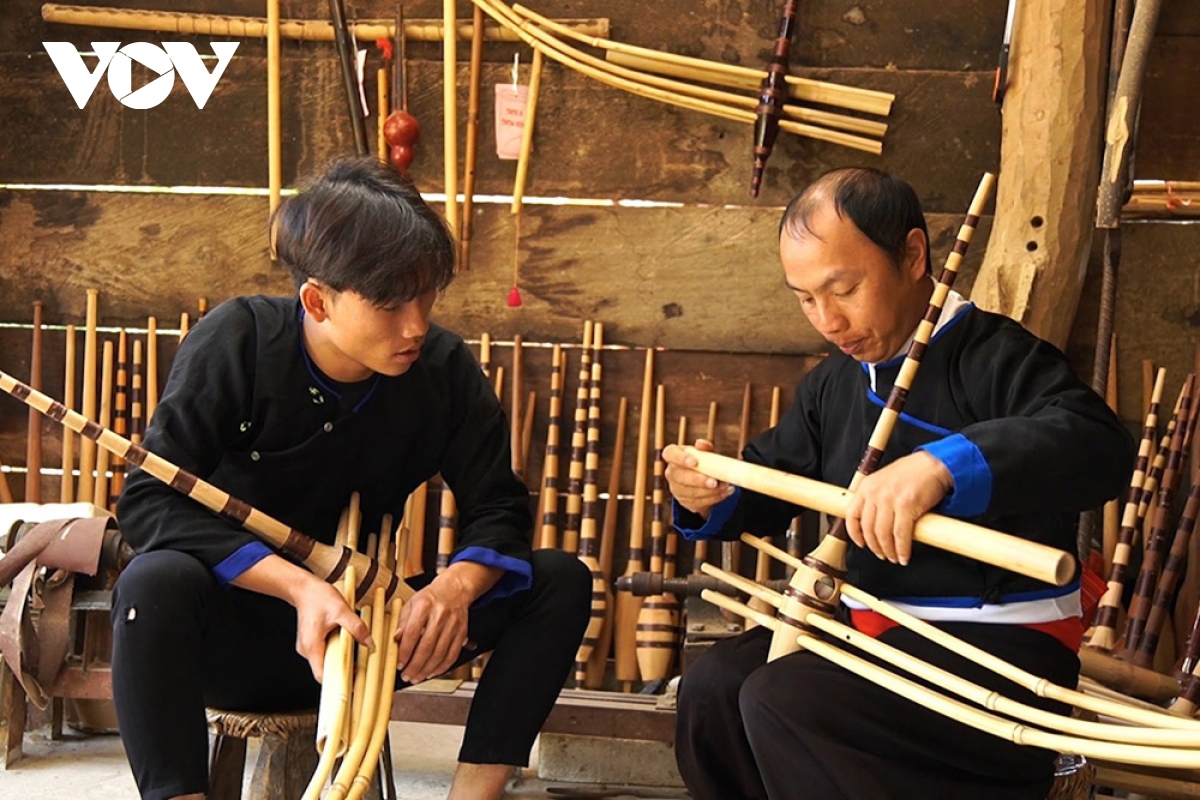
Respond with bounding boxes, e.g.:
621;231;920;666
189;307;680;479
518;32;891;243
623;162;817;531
206;708;393;800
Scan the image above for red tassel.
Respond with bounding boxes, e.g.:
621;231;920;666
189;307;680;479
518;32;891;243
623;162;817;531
507;286;523;307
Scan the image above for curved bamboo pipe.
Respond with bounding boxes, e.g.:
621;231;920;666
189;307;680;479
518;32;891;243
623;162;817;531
345;596;402;800
303;563;357;800
327;587;387;800
0;369;413;605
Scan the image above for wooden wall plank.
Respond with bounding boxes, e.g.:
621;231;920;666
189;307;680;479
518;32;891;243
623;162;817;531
3;0;1007;71
0;189;991;353
1134;35;1200;180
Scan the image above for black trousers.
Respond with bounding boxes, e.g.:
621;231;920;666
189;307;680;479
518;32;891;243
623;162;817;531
111;548;590;800
675;620;1079;800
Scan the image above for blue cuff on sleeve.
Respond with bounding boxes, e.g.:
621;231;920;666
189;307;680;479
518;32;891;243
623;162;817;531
672;488;741;541
212;542;274;585
916;433;992;518
450;546;533;607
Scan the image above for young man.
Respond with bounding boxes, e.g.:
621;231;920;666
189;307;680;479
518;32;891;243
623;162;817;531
664;168;1133;800
113;157;590;800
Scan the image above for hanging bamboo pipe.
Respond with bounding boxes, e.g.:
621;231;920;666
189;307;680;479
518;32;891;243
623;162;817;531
59;324;77;503
443;0;459;240
461;2;486;269
538;345;565;550
511;48;545;215
24;301;44;503
77;289;99;504
0;370;414;604
614;347;654;690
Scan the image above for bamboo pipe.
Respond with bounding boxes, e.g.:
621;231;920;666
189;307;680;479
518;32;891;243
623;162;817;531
511;335;524;478
330;0;368;155
92;341;114;509
40;4;611;42
703;584;1200;748
521;389;537;472
108;329;129;510
145;316;158;422
461;3;485;269
474;0;883;155
602;50;888;137
747;386;782;625
23;302;44;503
77;289;99;504
1135;479;1200;669
130;337;144;447
722;382;752;579
59;324;77;503
1103;334;1120;577
510;3;893;117
443;0;459;240
1136;389;1181;535
599;397;628;585
691;401;717;574
511;47;545;215
405;482;428;577
538;345;565;550
562;321;594;556
436;479;457;573
614;347;654;689
345;596;402;800
327;587;388;800
667;416;686;583
376;68;388;162
575;325;609;686
179;312;190;341
636;384;677;682
686;448;1072;586
1093;766;1200;800
0;457;11;503
304;561;357;800
1090;367;1166;651
0;370;413;604
267;0;281;216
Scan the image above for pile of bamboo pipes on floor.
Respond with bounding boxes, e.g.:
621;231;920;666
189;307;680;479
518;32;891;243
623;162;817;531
0;291;205;510
467;0;892;155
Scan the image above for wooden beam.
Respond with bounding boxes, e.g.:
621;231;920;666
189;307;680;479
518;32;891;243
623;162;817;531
970;0;1109;349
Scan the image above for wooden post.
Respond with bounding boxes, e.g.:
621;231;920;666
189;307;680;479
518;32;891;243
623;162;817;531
970;0;1109;350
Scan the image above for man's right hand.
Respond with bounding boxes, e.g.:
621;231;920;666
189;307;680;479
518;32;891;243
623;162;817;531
663;439;736;519
292;576;374;683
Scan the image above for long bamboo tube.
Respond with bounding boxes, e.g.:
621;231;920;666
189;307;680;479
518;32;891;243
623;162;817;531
436;479;457;573
405;482;428;577
0;370;413;604
538;345;565;549
40;3;611;42
1089;367;1165;652
510;335;524;478
92;340;114;509
24;301;44;503
747;386;782;625
304;560;357;800
636;385;678;682
562;321;594;556
511;48;545;214
77;289;99;503
615;347;654;689
461;2;485;269
1136;479;1200;668
443;0;459;239
327;587;387;800
377;69;388;162
687;448;1071;585
145;316;159;422
521;388;537;471
474;0;883;154
574;324;608;686
345;596;402;800
1103;334;1120;577
584;394;628;687
510;3;893;116
691;401;717;574
721;382;752;580
267;0;282;217
59;324;77;503
108;330;129;510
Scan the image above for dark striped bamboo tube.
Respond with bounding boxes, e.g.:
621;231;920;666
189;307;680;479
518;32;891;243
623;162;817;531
130;338;145;445
1090;368;1167;651
108;329;129;510
764;172;996;661
1136;479;1200;668
538;345;565;550
25;301;44;502
575;325;608;686
1136;396;1182;532
59;324;77;503
0;368;413;605
637;385;678;682
615;347;654;689
510;334;524;479
436;477;456;573
1124;377;1195;657
562;321;594;555
77;289;100;504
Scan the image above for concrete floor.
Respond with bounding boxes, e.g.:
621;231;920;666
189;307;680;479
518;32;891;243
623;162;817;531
2;721;689;799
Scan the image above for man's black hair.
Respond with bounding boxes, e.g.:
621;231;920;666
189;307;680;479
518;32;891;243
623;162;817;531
778;167;933;275
272;156;457;306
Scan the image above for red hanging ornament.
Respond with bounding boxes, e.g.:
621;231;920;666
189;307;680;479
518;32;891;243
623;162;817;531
507;286;523;307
